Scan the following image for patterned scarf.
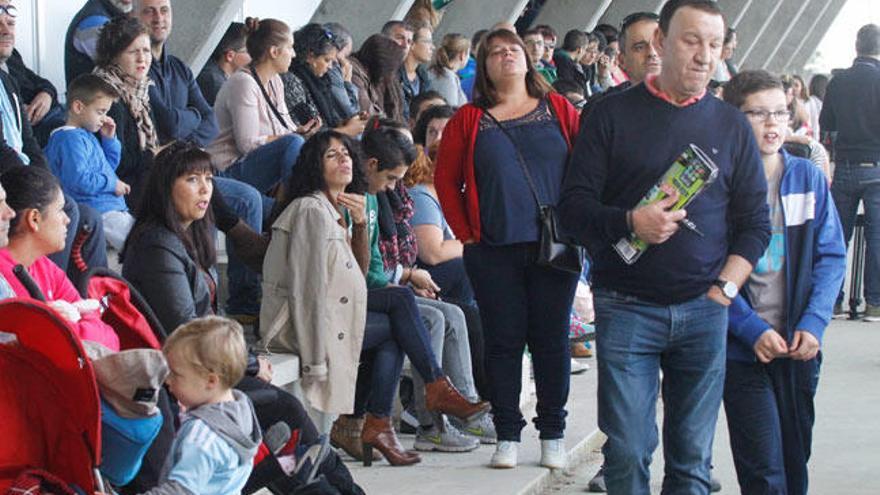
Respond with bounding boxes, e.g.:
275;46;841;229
93;64;159;152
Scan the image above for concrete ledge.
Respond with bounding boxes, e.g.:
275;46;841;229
267;352;301;388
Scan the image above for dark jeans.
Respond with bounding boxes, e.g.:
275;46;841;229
214;177;263;315
724;356;821;495
594;288;727;495
420;256;475;305
236;375;320;445
463;242;578;441
353;287;444;416
831;162;880;306
50;195;107;287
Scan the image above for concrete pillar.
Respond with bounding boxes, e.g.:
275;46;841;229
434;0;529;39
167;0;243;75
784;0;846;73
718;0;753;27
530;0;612;34
737;0;811;70
597;0;665;29
728;0;784;70
764;0;834;72
310;0;414;48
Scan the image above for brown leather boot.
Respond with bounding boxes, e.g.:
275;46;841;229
425;376;491;421
330;415;379;461
361;414;421;467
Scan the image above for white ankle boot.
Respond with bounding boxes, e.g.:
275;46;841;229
540;439;566;469
489;440;518;469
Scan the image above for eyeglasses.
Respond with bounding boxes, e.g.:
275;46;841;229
621;12;659;32
524;39;545;47
0;5;17;18
743;110;791;122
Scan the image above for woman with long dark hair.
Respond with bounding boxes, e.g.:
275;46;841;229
350;34;407;122
435;29;581;469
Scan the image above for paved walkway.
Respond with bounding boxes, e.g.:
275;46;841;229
545;318;880;494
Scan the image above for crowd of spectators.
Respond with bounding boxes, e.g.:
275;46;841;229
0;0;872;494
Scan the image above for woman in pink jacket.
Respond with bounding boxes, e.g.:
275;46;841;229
0;166;120;351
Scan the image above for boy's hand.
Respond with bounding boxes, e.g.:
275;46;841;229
115;180;131;196
789;330;820;361
100;117;117;139
754;329;788;363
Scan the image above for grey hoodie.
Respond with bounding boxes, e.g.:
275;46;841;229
142;390;262;495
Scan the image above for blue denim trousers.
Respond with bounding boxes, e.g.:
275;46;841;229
594;288;727;495
223;134;304;195
723;355;821;495
463;242;578;441
213;177;263;315
831;162;880;306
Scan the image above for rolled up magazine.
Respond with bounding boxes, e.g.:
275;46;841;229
613;144;719;265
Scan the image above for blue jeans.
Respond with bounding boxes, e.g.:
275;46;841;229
831;162;880;306
354;287;443;417
463;242;578;441
213;177;262;315
223;134;304;195
594;288;727;495
724;356;821;495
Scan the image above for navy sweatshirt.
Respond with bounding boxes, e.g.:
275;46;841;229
559;84;770;305
148;51;219;147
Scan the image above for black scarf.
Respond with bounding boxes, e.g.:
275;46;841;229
291;61;345;128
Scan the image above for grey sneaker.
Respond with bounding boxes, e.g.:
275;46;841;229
864;304;880;322
414;417;480;452
453;412;497;444
587;465;606;492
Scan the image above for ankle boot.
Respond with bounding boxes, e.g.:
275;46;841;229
330;415;379;461
425;376;491;421
361;414;421;467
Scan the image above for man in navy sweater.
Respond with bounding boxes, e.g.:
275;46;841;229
559;1;770;493
820;24;880;320
136;0;264;320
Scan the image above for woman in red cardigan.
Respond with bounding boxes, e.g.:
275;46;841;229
434;28;580;470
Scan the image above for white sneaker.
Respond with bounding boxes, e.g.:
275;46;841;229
490;440;518;469
540;439;566;469
570;358;590;374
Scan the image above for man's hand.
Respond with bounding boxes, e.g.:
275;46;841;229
789;330;820;361
25;91;52;124
754;329;788;363
630;187;687;244
706;284;731;306
100;116;117;139
338;113;368;137
115;179;131;197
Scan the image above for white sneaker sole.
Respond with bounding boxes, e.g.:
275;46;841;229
490;459;517;469
414;438;479;452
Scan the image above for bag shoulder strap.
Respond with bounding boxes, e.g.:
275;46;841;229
482;107;543;209
248;65;291;131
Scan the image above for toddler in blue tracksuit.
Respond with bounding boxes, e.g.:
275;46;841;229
45;73;134;250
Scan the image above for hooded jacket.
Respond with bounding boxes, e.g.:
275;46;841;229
143;389;261;495
728;151;846;362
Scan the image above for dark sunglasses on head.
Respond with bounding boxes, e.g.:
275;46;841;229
620;12;659;33
0;5;17;18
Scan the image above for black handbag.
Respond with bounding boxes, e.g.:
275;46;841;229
483;105;584;274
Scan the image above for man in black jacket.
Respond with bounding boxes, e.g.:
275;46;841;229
3;49;65;147
0;0;107;285
553;29;590;95
64;0;131;84
820;24;880;320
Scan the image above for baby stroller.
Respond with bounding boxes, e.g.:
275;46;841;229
0;298;103;493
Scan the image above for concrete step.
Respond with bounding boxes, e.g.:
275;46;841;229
343;358;601;495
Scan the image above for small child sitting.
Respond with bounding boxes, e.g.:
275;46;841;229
45;74;133;251
143;316;262;495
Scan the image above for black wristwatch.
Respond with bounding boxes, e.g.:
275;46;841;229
714;279;738;300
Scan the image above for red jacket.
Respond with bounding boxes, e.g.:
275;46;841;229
434;92;580;243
